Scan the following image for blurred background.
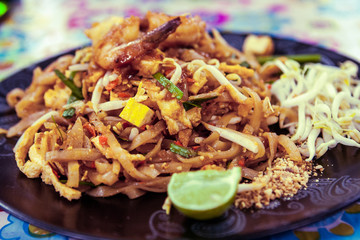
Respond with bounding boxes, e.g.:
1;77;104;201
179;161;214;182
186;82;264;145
0;0;360;80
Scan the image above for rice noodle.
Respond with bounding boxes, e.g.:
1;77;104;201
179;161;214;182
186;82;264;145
46;149;103;162
7;110;46;138
201;131;220;144
243;87;263;132
11;12;354;207
199;143;242;160
278;135;302;161
6;88;25;107
263;132;278;165
128;121;166;151
87;177;170;198
242;167;259;180
145;136;164;160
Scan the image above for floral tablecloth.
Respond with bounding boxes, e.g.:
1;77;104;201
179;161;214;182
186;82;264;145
1;0;360;239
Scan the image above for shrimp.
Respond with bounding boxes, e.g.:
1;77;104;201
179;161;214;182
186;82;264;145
146;12;206;48
94;16;181;70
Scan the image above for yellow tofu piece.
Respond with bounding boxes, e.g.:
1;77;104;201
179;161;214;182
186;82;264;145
119;98;154;127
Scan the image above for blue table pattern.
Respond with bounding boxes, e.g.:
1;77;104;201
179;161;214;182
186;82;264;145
1;0;360;239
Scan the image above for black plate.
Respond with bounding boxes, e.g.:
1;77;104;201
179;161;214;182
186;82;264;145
0;33;360;240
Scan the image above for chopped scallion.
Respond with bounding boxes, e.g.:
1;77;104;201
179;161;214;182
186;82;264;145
256;54;321;65
60;179;96;187
67;93;79;104
51;115;63;142
183;95;218;111
239;61;251;68
170;142;198;158
183;101;201;111
54;69;83;100
69;71;78;81
62;107;76;119
153;72;183;100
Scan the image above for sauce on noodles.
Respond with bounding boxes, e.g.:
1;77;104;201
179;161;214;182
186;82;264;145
5;12;360;209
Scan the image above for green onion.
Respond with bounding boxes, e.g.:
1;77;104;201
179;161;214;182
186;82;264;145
183;95;218;111
69;71;78;81
60;179;96;187
54;69;83;100
256;54;321;65
62;107;76;119
67;93;79;104
118;137;130;142
183;101;201;111
153;72;183;100
51;115;63;142
239;61;251;68
170;142;197;158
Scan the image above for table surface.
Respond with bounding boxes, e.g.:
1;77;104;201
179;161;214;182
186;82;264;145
1;0;360;239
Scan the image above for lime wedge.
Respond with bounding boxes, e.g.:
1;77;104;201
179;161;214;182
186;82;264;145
28;224;55;237
168;167;241;220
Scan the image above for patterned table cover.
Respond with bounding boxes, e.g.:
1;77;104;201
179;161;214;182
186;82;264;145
0;0;360;239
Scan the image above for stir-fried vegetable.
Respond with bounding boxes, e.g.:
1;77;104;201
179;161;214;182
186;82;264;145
54;69;83;118
182;101;201;111
51;115;63;142
239;61;251;68
67;94;79;104
170;142;198;158
60;179;96;187
62;107;76;119
54;69;83;100
153;72;184;100
183;93;218;110
257;54;321;65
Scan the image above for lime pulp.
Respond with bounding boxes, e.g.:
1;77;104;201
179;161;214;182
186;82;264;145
167;167;242;220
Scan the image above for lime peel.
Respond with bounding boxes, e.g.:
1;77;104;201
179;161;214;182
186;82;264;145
167;167;241;220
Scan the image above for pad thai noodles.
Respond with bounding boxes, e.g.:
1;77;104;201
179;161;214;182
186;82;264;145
5;12;360;209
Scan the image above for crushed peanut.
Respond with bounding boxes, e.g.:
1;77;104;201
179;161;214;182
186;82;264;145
235;157;312;209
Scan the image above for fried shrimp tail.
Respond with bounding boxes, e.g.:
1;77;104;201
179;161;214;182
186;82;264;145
97;17;181;70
